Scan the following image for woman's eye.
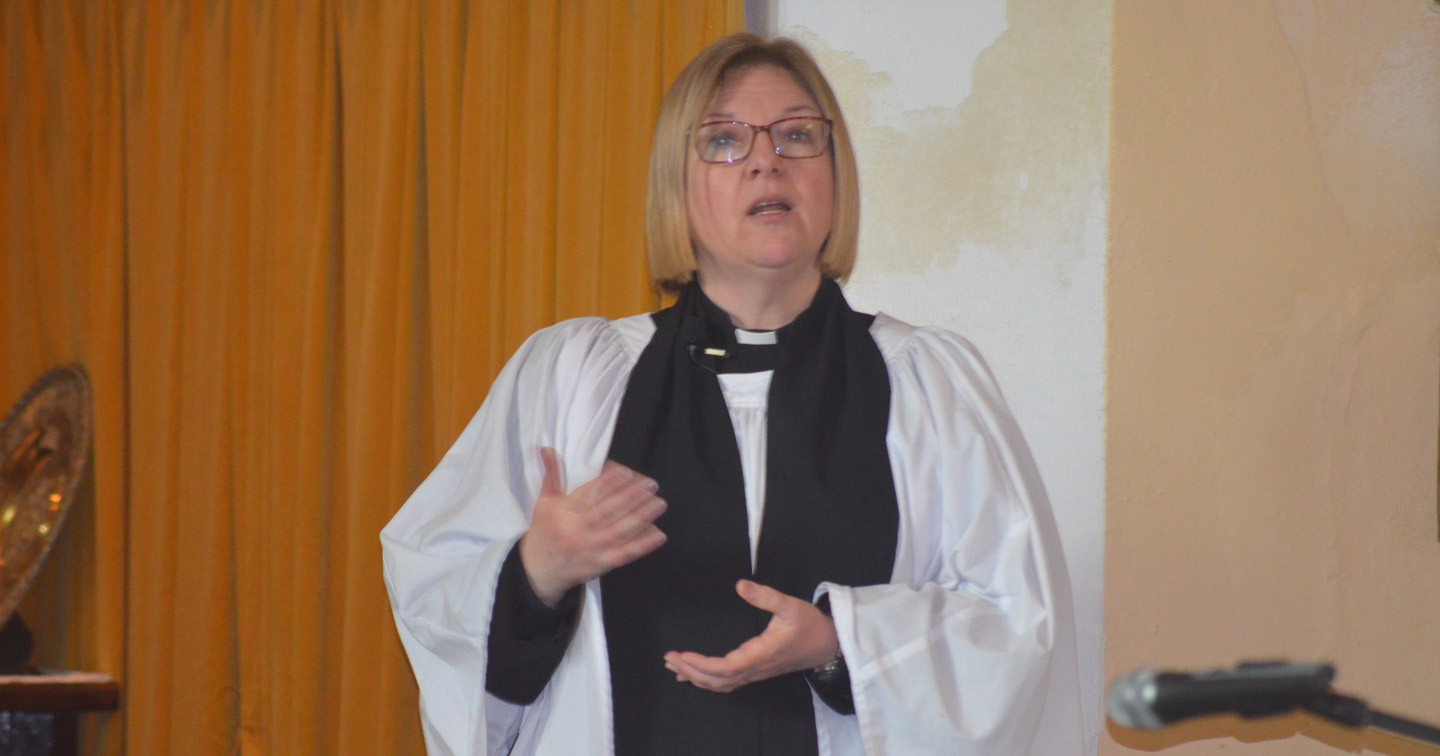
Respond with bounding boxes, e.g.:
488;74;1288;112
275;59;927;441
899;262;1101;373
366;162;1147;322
705;128;741;150
780;126;811;144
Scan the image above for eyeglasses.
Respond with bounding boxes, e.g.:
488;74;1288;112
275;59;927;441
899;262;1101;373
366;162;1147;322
693;116;833;164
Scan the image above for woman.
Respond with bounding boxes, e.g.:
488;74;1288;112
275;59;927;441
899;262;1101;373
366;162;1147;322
382;33;1082;756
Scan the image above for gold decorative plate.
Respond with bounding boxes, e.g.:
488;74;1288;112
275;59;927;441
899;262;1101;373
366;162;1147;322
0;367;92;627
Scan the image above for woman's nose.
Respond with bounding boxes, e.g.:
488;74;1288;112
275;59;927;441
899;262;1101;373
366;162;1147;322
747;130;781;172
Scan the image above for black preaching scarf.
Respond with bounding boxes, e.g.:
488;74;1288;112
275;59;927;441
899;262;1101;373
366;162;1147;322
603;278;899;756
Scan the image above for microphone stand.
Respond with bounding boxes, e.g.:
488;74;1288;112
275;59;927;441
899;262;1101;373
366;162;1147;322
1304;691;1440;749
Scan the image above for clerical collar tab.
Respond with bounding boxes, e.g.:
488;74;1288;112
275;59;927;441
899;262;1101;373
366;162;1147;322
734;328;778;345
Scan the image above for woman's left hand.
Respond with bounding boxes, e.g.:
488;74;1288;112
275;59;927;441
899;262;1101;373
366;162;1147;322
663;580;840;693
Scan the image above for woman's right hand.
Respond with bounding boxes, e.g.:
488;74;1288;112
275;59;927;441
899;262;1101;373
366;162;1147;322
518;447;668;607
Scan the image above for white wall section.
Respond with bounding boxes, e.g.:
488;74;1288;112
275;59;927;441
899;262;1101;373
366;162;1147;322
753;3;1109;753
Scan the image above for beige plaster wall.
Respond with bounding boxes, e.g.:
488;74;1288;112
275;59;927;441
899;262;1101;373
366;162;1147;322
1106;2;1440;755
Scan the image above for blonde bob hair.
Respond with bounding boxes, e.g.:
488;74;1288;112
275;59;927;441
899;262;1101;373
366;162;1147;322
646;33;860;295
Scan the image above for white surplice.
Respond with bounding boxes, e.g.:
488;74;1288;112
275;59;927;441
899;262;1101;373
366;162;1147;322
381;311;1084;756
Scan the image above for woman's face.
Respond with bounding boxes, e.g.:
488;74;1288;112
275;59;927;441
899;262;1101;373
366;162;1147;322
686;66;835;289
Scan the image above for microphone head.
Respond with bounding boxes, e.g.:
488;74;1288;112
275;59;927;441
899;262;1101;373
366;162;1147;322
1107;669;1164;730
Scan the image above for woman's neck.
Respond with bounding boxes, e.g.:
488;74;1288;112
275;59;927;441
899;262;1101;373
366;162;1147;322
695;266;823;331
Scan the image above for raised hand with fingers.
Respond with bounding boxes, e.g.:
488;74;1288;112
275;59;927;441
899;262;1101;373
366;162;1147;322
663;579;839;693
518;447;668;607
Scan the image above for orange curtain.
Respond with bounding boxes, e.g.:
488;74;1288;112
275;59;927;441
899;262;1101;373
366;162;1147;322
1;1;742;754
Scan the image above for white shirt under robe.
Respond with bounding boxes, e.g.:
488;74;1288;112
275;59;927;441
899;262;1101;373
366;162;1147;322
381;311;1085;756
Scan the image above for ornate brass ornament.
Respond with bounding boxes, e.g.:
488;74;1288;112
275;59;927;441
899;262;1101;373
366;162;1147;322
0;367;92;633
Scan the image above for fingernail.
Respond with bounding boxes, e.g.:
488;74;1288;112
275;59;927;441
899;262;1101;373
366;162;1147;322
641;477;659;493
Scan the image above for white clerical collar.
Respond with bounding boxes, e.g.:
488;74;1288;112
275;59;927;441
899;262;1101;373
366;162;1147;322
734;328;777;345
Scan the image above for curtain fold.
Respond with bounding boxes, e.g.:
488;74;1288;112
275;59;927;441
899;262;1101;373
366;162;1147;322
2;1;742;754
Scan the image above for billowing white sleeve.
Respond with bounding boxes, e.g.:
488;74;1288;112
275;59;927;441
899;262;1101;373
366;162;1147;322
379;318;633;756
816;324;1083;755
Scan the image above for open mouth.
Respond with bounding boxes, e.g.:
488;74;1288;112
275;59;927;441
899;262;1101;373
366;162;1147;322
749;200;792;216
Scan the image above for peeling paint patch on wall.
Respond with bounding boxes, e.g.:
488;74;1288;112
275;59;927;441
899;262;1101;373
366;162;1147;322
779;8;1107;281
779;3;1007;113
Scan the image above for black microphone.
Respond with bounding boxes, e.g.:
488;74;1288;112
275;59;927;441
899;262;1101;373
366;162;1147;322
1107;661;1336;730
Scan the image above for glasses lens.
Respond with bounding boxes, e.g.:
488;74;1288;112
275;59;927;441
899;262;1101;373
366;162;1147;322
770;117;830;158
695;123;752;163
